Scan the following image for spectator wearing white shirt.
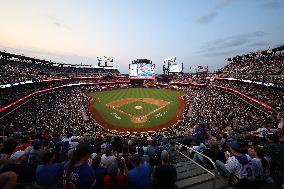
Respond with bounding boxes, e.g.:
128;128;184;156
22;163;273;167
216;141;255;187
277;113;284;130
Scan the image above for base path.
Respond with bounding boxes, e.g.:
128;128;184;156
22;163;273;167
88;95;186;133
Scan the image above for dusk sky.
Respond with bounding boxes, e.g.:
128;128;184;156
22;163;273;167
0;0;284;73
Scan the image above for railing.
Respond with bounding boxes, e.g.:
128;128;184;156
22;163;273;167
174;142;218;189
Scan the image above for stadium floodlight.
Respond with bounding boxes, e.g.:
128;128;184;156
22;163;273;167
97;56;114;67
164;57;176;62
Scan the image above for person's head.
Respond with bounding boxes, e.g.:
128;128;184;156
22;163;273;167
161;150;169;164
227;141;241;155
32;140;43;150
247;147;256;158
192;137;200;146
129;145;136;155
208;140;219;152
147;137;153;145
73;143;93;161
128;139;133;146
41;150;56;164
131;154;141;167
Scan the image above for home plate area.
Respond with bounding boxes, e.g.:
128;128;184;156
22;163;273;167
106;98;170;124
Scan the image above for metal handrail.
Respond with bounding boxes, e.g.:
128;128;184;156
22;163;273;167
174;142;218;189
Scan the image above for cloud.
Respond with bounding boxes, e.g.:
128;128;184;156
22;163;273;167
215;0;234;9
46;14;71;30
261;0;282;9
197;12;218;24
198;31;268;54
196;0;233;24
53;21;70;30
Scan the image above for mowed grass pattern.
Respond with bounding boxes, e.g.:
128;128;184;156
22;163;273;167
88;88;183;129
119;101;159;116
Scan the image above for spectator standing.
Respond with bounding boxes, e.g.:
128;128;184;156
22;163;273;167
216;141;255;187
36;150;63;188
127;155;152;189
103;159;128;189
92;155;107;189
153;150;177;189
63;143;95;189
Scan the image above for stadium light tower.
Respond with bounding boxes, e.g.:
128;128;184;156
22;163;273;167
97;56;103;67
97;56;114;67
163;57;176;63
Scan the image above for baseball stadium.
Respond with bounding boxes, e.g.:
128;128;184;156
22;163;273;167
1;1;284;189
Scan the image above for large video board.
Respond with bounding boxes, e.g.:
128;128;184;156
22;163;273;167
169;63;183;73
190;66;208;73
129;63;155;79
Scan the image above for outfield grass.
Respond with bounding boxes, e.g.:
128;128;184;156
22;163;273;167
88;88;183;129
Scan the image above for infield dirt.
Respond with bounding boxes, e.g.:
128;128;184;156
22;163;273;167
88;95;185;133
106;98;170;124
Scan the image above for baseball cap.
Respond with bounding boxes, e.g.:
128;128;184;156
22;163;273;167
227;141;240;150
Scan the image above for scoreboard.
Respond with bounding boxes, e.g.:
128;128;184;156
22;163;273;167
129;63;155;79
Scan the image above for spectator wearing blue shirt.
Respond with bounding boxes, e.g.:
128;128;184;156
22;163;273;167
36;150;63;188
92;154;107;189
127;154;152;189
63;143;96;189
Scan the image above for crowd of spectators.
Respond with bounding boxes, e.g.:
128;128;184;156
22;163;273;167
0;77;130;108
0;130;178;189
0;86;109;137
0;60;53;85
212;79;284;114
0;59;120;85
172;86;276;137
219;54;284;84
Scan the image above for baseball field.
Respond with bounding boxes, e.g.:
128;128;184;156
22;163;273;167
88;88;185;132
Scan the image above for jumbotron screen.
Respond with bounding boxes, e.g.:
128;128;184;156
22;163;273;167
190;66;208;73
129;63;155;79
169;63;183;73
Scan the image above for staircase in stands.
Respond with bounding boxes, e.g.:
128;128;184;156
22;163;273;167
171;143;233;189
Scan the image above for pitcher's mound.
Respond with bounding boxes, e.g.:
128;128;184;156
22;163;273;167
135;106;143;110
